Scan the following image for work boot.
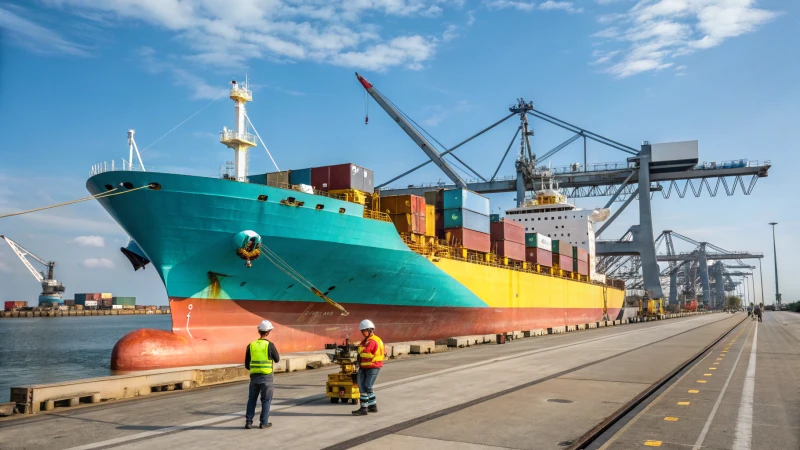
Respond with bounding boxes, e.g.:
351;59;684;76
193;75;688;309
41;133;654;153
351;407;368;416
259;423;272;429
367;404;378;413
244;421;253;429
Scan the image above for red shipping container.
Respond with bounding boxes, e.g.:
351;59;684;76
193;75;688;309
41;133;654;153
494;240;525;261
526;248;552;267
311;166;331;190
577;260;589;276
416;214;426;235
444;228;491;252
490;219;525;244
554;254;573;271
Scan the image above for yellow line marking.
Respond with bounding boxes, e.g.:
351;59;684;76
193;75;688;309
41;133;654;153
664;417;679;421
678;401;691;405
689;390;699;393
716;358;723;360
697;380;707;383
704;373;712;376
710;367;717;370
713;362;719;365
644;440;663;447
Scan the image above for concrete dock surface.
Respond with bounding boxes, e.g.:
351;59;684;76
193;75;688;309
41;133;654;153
0;312;796;450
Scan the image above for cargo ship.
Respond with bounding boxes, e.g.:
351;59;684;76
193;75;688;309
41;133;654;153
88;77;624;371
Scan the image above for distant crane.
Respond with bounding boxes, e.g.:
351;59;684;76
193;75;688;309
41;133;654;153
1;235;65;305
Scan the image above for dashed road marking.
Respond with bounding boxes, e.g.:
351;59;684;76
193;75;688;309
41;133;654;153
697;380;707;383
688;390;699;394
664;417;679;421
645;440;663;447
678;401;691;405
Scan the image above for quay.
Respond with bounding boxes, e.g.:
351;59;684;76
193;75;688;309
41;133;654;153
0;311;796;450
0;309;170;318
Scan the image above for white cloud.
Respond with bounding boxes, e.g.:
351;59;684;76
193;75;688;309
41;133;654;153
485;1;537;11
485;0;581;13
83;258;115;269
422;100;470;126
39;0;466;74
538;1;583;14
0;6;91;56
73;236;105;247
466;10;476;26
590;0;780;78
442;24;459;42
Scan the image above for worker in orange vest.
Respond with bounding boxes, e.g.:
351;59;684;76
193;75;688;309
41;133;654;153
352;319;384;416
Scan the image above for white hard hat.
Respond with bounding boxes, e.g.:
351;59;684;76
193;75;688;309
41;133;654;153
359;319;375;330
257;320;274;332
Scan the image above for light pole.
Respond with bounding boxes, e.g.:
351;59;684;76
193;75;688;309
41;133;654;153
769;222;780;308
758;258;765;306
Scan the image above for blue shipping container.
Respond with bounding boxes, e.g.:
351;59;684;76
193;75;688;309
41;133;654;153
443;208;490;234
442;189;490;215
290;168;312;185
490;214;501;222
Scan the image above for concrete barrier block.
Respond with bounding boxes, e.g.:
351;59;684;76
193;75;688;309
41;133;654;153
524;329;546;337
447;336;483;347
548;326;565;334
386;343;411;357
91;393;101;403
483;334;497;343
0;402;15;417
587;322;597;329
409;341;435;354
565;325;577;332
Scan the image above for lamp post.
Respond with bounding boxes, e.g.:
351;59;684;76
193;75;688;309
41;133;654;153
769;222;780;308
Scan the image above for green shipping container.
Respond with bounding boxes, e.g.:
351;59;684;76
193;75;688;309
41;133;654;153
111;296;136;306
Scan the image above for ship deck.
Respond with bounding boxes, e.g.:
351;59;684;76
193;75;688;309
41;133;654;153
1;312;797;450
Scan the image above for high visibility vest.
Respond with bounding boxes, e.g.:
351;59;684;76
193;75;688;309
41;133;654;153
249;339;273;375
358;335;385;368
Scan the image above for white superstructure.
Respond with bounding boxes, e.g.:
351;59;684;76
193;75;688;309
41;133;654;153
505;188;609;281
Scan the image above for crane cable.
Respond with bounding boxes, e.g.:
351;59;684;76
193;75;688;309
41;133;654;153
0;185;151;220
258;243;349;316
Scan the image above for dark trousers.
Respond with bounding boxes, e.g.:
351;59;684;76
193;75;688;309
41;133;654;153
357;368;380;407
245;377;274;424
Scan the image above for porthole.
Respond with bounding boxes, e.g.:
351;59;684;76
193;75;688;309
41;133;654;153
148;183;162;191
104;184;114;191
257;195;268;201
339;208;346;214
122;182;134;189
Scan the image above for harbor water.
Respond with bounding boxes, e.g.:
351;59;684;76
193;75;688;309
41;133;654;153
0;315;171;403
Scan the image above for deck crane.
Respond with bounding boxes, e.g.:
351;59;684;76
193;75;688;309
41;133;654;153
1;235;65;305
355;73;468;189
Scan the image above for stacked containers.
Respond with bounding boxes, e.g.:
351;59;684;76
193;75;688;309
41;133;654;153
552;240;574;272
379;195;426;235
425;204;435;237
442;189;490;252
4;301;27;310
112;296;136;307
490;217;525;261
311;163;374;192
572;247;589;276
524;233;553;267
247;171;291;186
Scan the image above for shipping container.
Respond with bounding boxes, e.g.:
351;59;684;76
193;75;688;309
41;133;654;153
4;301;28;310
312;164;374;192
442;189;490;215
84;300;98;307
442;208;490;234
112;296;136;306
135;305;146;310
490;214;500;222
577;260;589;276
551;240;573;257
435;211;444;237
444;228;491;253
524;233;552;251
572;247;589;263
266;171;291;186
424;190;440;209
425;205;435;237
494;240;525;261
389;213;424;235
111;304;123;310
526;248;552;267
246;173;267;184
64;299;75;306
101;293;113;299
490;219;525;244
553;254;574;271
289;168;312;186
379;195;425;215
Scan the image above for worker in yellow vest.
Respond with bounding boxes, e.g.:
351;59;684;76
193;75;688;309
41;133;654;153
352;319;385;416
244;320;280;429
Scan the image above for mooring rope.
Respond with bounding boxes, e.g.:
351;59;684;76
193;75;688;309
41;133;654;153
0;185;150;220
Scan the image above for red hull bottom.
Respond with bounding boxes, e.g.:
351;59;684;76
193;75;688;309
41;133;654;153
111;298;621;371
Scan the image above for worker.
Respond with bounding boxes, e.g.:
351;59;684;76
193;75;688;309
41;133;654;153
755;305;763;322
244;320;280;429
352;319;384;416
747;304;753;317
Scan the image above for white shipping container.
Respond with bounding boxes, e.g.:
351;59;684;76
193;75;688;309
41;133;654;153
84;300;98;307
536;234;552;251
111;304;122;310
651;140;698;163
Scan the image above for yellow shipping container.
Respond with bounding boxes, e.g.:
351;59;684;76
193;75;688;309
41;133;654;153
329;189;368;205
425;205;435;237
100;293;113;299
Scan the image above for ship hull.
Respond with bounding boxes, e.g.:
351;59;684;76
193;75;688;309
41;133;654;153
112;298;621;370
86;171;624;371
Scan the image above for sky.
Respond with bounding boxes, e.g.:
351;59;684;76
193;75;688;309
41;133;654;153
0;0;797;307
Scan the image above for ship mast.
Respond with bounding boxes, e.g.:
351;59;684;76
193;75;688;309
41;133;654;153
220;78;256;181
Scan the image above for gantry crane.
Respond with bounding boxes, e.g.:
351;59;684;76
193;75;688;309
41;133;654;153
1;235;65;304
356;73;770;306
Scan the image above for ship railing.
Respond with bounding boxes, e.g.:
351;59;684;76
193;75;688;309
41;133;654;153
90;161;154;176
220;130;255;143
363;209;391;222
